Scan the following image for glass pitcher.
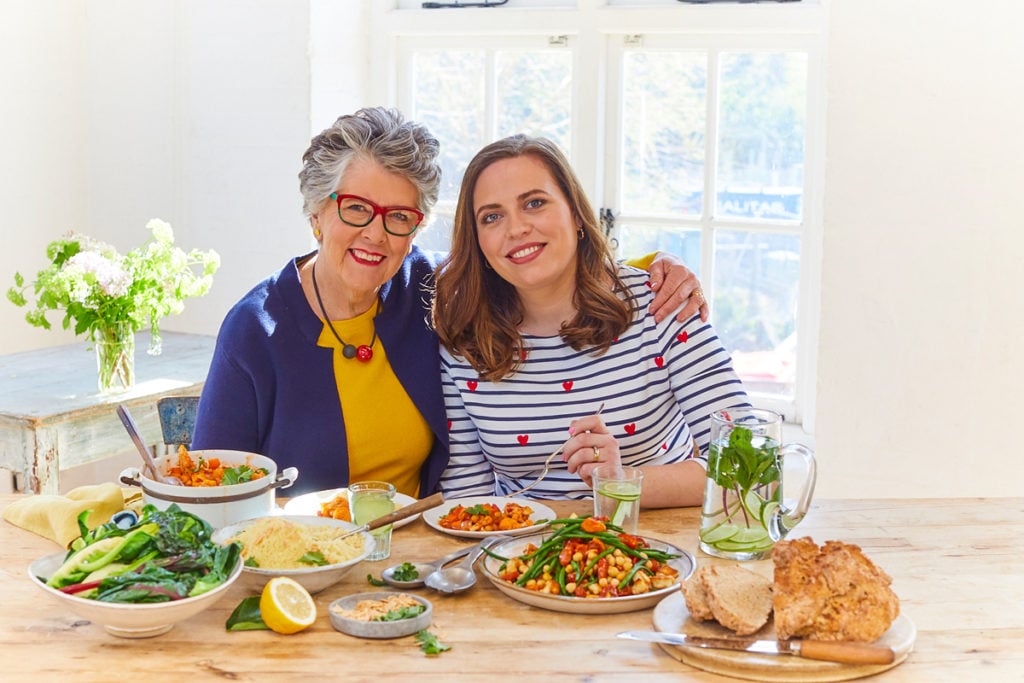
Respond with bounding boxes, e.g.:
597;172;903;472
698;408;816;561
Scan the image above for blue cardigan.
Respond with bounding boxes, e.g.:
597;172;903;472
191;247;448;496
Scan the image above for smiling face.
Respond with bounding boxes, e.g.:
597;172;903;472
472;153;579;299
312;157;419;314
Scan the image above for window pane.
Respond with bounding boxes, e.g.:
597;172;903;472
712;229;799;397
615;223;702;279
716;52;806;222
412;51;485;204
496;51;573;153
621;51;706;217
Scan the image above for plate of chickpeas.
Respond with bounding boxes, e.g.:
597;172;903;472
478;517;695;614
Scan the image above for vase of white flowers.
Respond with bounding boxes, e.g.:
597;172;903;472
7;219;220;394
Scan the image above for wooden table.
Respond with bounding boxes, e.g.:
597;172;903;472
1;496;1021;682
0;332;214;494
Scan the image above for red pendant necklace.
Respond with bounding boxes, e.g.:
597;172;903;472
311;260;380;362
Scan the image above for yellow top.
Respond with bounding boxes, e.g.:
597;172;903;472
623;252;657;270
317;306;432;497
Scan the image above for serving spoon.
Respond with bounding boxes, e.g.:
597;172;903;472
381;545;475;589
115;404;183;485
424;536;507;595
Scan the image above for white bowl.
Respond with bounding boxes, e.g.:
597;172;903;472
212;515;375;595
329;591;433;639
28;551;242;638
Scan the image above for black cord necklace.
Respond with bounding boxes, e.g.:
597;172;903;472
311;259;380;362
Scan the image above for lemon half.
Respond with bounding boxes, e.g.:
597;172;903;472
260;576;316;634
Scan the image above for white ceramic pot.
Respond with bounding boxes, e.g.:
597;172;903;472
119;450;298;529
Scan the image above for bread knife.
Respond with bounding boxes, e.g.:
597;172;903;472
616;631;895;665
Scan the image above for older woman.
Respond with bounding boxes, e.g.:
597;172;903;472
433;135;750;506
192;108;705;497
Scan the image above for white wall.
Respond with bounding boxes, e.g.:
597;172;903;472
0;1;87;353
0;0;314;356
4;1;1022;498
814;1;1024;498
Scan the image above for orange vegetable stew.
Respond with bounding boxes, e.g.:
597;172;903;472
167;445;269;487
438;501;535;532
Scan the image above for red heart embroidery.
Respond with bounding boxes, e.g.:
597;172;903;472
662;443;668;450
517;434;529;445
520;349;529;361
624;423;636;435
447;420;452;430
645;280;652;288
562;381;573;391
677;331;688;343
467;380;478;391
655;356;664;368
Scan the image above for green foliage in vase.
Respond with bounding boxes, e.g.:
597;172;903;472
7;219;220;353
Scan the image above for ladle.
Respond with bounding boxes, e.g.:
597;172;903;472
115;404;183;485
381;545;475;589
424;536;507;595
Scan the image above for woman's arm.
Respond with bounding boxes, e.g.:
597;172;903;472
623;252;708;324
437;358;499;498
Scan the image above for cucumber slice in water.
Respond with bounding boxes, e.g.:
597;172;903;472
700;523;740;544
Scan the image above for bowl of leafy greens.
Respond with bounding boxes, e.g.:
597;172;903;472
28;504;243;638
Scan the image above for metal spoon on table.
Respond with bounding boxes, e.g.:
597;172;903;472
115;404;183;485
381;545;475;589
424;536;507;595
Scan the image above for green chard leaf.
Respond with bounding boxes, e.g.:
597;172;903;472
226;596;269;631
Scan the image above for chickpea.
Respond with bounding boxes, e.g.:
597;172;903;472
565;582;577;593
572;551;584;563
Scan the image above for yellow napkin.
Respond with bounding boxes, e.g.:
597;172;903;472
2;483;129;548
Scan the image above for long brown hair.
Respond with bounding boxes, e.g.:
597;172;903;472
432;135;632;382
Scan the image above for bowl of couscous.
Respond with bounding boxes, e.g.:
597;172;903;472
212;515;375;594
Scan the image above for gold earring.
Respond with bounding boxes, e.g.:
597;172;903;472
577;228;585;240
314;228;321;238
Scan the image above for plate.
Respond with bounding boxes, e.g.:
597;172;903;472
328;591;432;639
282;488;420;529
480;532;695;614
421;496;556;539
650;592;916;682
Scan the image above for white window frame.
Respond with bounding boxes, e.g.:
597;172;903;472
370;0;826;432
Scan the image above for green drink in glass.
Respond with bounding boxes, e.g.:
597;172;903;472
350;481;396;561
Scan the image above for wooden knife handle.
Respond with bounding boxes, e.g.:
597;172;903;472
798;640;896;665
365;491;444;530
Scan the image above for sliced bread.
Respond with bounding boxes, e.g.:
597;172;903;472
681;564;773;635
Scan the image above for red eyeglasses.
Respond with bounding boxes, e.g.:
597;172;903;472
330;193;424;236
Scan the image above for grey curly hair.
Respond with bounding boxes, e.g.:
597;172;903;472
298;107;442;221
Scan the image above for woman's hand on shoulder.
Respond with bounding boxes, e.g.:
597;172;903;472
647;253;708;324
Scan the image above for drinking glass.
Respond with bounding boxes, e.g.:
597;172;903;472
593;465;644;534
349;481;396;561
698;408;816;561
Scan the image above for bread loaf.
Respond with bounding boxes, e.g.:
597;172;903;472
772;537;900;642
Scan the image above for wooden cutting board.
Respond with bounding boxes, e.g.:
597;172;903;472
651;592;916;682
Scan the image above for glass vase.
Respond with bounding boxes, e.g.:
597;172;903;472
93;323;136;394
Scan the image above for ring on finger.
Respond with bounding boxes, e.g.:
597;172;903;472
694;288;705;304
592;447;601;462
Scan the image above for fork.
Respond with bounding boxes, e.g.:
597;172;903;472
505;403;605;497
